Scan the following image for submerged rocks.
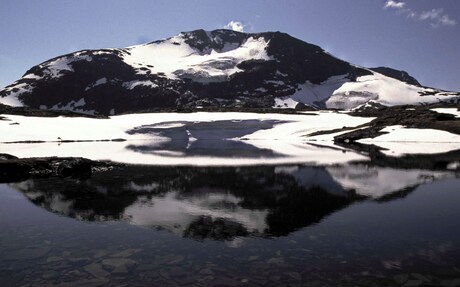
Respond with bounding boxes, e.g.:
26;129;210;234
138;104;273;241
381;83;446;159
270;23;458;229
56;158;92;178
0;154;117;183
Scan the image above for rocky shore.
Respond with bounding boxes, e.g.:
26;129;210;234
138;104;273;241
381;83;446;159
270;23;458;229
307;103;460;143
0;154;118;183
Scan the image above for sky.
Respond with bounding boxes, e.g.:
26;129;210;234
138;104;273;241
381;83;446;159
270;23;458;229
0;0;459;91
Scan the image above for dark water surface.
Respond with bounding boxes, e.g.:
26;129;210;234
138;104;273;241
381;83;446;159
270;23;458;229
1;163;460;286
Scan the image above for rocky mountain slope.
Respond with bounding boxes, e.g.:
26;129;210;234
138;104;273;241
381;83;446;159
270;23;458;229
1;29;458;115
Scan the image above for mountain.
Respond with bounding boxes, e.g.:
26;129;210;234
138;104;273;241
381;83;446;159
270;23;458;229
0;29;458;115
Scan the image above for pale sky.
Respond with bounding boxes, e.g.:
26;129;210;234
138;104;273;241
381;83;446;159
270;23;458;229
1;0;459;91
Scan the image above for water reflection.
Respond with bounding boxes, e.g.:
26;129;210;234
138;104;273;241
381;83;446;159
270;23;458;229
126;120;284;158
9;162;458;240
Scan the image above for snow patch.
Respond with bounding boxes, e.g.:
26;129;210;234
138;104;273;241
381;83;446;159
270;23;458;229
0;82;31;106
23;73;42;80
273;97;298;109
290;75;348;107
265;80;285;86
360;125;460;143
122;80;159;90
123;35;272;83
447;162;460;170
326;72;460;109
276;70;288;77
431;108;460;118
51;98;95;115
255;87;267;93
358;125;460;156
85;77;107;91
43;57;74;78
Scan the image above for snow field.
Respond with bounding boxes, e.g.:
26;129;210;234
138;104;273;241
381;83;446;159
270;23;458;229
0;111;372;165
1;111;459;163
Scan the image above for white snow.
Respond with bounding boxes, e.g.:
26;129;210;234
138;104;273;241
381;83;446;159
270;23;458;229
276;70;288;77
123;34;272;83
73;52;93;62
431;108;460;118
265;80;285;86
92;50;116;55
255;87;267;93
326;72;460;109
22;73;42;80
43;57;74;78
39;52;93;79
122;80;159;90
1;109;459;165
371;142;460;156
0;94;23;106
290;75;349;107
361;125;460;143
0;111;372;166
447;162;460;170
0;82;32;106
358;125;460;156
85;77;107;91
273;97;298;109
244;111;371;141
51;98;95;115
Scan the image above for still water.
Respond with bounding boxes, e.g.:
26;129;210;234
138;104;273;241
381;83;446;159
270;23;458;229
1;163;460;286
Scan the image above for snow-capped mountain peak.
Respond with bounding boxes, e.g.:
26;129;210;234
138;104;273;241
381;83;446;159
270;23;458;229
0;29;458;115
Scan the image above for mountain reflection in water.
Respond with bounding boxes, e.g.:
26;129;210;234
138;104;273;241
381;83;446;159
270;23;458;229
9;160;458;241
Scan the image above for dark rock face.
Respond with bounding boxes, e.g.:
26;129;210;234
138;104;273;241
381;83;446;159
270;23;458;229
369;67;421;86
0;29;373;115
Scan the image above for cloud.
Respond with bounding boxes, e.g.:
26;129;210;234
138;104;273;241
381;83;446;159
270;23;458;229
420;9;456;27
223;21;245;32
383;1;456;28
420;8;443;20
438;15;456;26
384;1;405;9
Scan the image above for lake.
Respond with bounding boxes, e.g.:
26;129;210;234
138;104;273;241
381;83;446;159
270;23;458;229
1;158;460;286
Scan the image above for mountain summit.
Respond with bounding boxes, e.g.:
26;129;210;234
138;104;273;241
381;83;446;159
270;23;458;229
1;29;458;115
